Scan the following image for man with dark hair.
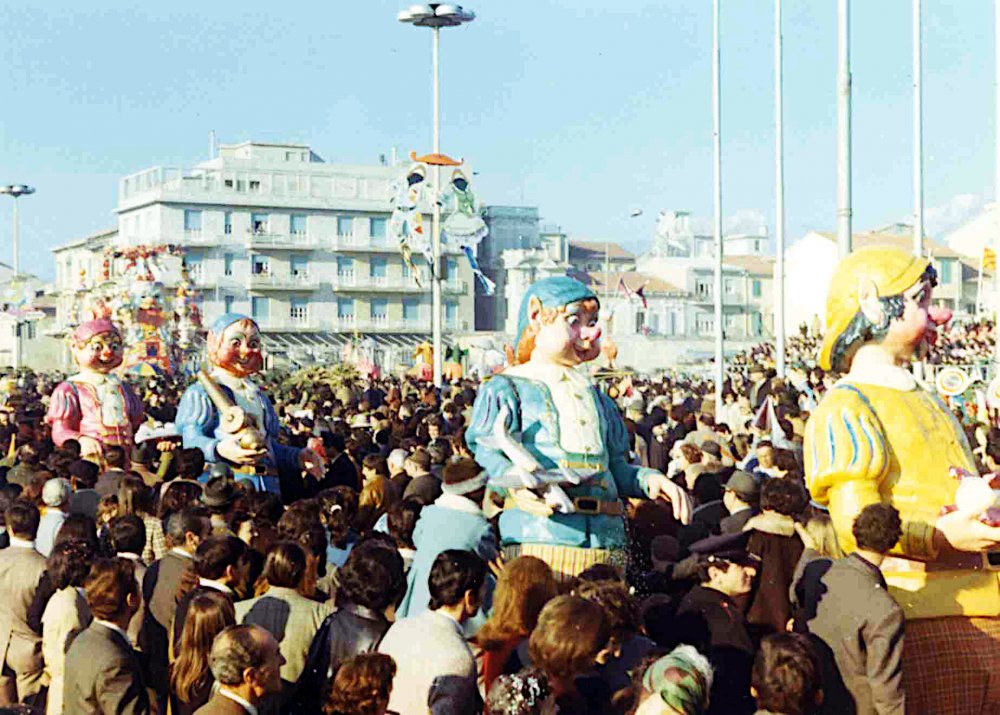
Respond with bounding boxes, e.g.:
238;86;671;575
799;503;905;715
297;541;406;703
751;633;823;715
197;624;284;714
379;549;485;714
63;558;149;714
173;535;250;648
141;507;210;713
68;458;101;519
109;515;148;649
0;500;45;705
96;445;128;497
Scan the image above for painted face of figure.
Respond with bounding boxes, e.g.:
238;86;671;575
884;277;952;361
212;320;263;377
531;300;603;367
73;330;124;373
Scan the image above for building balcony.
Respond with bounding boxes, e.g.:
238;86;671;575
245;231;318;251
255;317;321;331
323;316;426;332
331;275;425;292
329;233;398;253
246;273;318;291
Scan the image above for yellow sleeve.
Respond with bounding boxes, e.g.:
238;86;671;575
805;385;936;559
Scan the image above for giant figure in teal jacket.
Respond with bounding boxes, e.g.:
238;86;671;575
466;277;691;572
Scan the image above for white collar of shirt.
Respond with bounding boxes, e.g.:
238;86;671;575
116;552;141;562
211;368;259;399
170;547;194;559
434;493;483;515
70;370;121;387
199;577;234;595
217;687;258;715
94;618;131;644
506;361;590;389
9;536;34;549
841;363;918;392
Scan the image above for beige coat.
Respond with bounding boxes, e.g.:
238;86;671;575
41;586;92;715
0;543;47;704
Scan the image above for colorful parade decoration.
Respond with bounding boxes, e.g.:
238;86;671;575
466;276;690;584
804;246;1000;710
175;314;323;497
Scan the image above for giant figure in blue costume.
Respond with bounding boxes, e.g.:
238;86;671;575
176;313;323;497
466;276;691;583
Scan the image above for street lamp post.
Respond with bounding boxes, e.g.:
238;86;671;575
0;184;36;276
0;184;36;371
398;3;475;388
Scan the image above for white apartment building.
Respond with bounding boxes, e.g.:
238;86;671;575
52;142;476;368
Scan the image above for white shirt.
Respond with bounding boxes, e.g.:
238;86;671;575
217;687;258;715
169;547;194;559
198;577;233;595
70;370;127;426
505;362;602;454
93;619;131;645
9;536;34;549
842;362;918;392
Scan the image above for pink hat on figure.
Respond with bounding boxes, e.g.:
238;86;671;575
72;319;118;344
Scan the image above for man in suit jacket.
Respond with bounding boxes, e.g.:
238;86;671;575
63;557;150;714
109;515;148;649
0;500;47;705
141;508;210;714
95;445;129;497
173;535;250;650
196;624;284;715
799;503;905;715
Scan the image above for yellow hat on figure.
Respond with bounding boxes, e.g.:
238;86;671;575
818;246;930;371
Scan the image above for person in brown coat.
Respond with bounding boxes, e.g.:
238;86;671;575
744;478;808;637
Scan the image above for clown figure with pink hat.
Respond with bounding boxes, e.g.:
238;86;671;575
175;313;323;498
45;320;145;460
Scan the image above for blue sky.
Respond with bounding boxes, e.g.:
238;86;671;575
0;0;996;279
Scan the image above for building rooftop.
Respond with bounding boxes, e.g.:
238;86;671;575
724;255;775;275
575;270;684;296
52;228;118;254
814;230;961;259
569;241;635;260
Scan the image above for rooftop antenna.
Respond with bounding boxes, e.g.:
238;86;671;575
209;130;216;159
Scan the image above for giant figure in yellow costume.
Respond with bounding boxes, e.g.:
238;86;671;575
806;246;1000;713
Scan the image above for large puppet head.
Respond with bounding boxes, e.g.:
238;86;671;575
71;320;124;374
208;313;263;378
514;277;602;367
819;246;951;372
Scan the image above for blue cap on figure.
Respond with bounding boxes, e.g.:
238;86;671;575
211;313;256;335
514;276;598;354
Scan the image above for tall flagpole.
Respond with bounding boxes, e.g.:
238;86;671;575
913;0;923;258
837;0;852;257
713;0;724;414
995;0;1000;363
774;0;786;378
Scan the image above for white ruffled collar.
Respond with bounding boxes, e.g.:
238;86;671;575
841;363;917;392
505;361;590;388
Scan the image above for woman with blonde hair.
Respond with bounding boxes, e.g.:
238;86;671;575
355;455;399;534
475;556;558;698
169;590;236;715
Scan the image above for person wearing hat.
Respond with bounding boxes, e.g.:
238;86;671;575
467;276;691;584
720;471;759;535
804;245;1000;711
44;320;144;462
675;531;760;715
176;314;323;500
35;478;72;558
201;477;240;536
396;457;496;620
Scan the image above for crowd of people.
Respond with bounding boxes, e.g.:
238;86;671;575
0;354;956;715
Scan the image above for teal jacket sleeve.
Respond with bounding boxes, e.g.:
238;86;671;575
466;376;520;486
598;390;658;499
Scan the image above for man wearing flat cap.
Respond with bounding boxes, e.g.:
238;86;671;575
805;245;1000;711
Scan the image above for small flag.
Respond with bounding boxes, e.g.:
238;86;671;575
984;247;996;272
634;283;649;310
462;245;495;296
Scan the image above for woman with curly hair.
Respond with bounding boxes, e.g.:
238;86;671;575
324;653;396;715
474;556;557;698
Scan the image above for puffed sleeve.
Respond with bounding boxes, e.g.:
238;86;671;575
805;384;935;559
45;381;82;446
598;391;654;499
465;376;520;486
175;384;220;463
